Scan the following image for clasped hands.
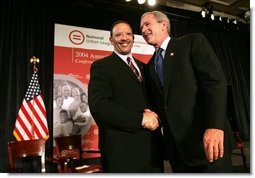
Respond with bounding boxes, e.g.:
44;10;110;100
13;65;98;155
141;109;159;130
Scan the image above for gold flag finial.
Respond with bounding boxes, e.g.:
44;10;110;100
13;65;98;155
30;56;40;72
30;56;40;64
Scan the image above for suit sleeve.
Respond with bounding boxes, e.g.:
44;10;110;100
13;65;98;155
88;61;143;133
190;33;227;129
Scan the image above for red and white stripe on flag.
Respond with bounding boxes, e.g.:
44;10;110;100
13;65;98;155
13;71;49;141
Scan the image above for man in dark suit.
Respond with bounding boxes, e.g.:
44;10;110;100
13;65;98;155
140;11;235;173
88;20;163;173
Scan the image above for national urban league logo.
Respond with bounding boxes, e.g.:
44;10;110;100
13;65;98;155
69;30;85;45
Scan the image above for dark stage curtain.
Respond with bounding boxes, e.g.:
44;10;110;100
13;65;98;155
0;0;54;172
0;0;250;172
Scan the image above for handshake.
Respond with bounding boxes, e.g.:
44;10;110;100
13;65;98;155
141;109;160;130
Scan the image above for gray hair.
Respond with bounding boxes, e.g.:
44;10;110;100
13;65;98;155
141;11;170;34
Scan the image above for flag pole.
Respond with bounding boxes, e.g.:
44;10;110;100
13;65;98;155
30;56;40;139
13;56;48;141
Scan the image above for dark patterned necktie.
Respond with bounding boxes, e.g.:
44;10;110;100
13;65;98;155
154;48;164;86
127;57;142;82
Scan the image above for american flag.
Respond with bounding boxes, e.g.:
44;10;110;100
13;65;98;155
13;71;49;141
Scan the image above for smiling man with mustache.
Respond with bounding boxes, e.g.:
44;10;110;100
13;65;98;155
88;20;164;173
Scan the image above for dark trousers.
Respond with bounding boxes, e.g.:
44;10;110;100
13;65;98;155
171;152;234;173
163;126;234;173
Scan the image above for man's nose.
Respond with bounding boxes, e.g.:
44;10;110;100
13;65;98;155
120;33;129;39
141;27;146;35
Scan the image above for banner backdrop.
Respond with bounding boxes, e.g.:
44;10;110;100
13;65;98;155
53;23;154;158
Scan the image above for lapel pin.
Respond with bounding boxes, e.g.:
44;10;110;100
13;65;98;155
170;52;174;56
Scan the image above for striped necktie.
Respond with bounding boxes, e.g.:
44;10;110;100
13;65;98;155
127;57;142;82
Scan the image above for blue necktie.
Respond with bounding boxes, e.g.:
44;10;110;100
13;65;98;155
154;48;164;86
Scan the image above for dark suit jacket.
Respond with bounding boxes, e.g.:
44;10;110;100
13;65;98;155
88;52;163;172
145;33;235;167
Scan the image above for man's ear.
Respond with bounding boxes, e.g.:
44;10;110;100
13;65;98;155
162;21;167;31
109;37;114;44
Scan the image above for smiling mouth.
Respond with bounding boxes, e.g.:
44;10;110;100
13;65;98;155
119;42;129;46
143;33;151;39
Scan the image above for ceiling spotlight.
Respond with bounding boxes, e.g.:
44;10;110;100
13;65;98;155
137;0;146;4
148;0;156;6
201;2;214;19
239;10;250;23
211;14;214;20
125;0;132;2
244;10;250;22
215;16;222;21
229;19;237;24
201;10;206;18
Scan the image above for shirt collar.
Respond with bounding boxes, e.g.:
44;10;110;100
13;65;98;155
159;36;171;51
114;51;133;63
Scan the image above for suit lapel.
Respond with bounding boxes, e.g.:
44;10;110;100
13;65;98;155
112;53;142;84
164;38;177;100
148;38;178;95
148;54;164;94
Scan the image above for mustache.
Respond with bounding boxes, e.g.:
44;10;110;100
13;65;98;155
119;40;130;43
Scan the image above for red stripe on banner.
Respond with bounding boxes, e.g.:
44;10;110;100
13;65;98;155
33;96;49;136
27;101;43;139
132;53;152;64
20;104;36;139
16;114;33;139
36;95;47;116
35;96;48;127
20;102;34;126
30;104;47;137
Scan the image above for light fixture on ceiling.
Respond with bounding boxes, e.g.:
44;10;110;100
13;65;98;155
125;0;157;6
239;9;250;23
211;14;214;20
244;10;250;22
215;16;222;21
148;0;156;6
201;10;206;18
137;0;146;4
201;2;214;19
230;19;237;24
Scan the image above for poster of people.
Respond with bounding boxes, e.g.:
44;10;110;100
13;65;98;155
53;23;154;158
